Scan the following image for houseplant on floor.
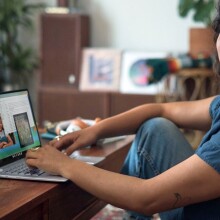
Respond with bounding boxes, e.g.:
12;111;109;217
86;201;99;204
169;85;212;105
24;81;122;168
0;0;45;91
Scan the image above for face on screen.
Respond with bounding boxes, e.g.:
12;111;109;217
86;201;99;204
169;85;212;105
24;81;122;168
0;114;16;149
0;91;40;160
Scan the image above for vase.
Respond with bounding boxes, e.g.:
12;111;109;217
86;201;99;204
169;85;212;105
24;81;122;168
189;27;215;58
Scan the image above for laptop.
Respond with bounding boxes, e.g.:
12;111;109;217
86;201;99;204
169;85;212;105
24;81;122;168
0;89;105;182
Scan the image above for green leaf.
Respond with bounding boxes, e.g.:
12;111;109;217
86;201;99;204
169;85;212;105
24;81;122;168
0;0;46;79
193;1;215;25
178;0;195;17
178;0;216;26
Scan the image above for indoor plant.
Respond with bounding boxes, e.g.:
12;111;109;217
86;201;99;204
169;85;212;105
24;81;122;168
178;0;217;57
0;0;45;91
178;0;216;26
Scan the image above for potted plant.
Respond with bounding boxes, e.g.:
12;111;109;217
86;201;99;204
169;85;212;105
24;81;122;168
178;0;216;26
0;0;45;91
178;0;217;57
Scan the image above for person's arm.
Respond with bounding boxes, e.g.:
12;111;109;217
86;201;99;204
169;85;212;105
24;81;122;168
26;146;220;215
52;96;214;154
96;96;214;137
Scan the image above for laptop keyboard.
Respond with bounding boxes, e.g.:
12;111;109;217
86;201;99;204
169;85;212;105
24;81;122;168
2;160;45;176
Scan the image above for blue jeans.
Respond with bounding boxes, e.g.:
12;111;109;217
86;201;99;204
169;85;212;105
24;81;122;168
121;118;194;220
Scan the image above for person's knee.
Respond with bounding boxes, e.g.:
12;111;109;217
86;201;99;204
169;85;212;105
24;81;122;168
135;117;180;153
138;117;176;135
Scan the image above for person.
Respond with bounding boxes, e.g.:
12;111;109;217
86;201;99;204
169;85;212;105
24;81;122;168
0;116;14;149
26;4;220;220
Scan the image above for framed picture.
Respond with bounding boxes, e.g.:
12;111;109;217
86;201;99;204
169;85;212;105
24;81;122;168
79;48;122;92
120;51;168;94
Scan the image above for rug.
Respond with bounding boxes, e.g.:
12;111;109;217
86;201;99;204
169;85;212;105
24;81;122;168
91;204;161;220
91;204;125;220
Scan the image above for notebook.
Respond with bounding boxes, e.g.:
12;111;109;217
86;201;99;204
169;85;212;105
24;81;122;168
0;89;105;182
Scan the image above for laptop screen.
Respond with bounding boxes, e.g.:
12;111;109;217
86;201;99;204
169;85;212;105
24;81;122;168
0;90;41;164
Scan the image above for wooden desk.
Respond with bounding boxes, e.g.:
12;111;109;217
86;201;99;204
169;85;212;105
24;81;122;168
0;136;133;220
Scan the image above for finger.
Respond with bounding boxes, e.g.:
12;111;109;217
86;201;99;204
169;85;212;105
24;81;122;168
26;149;40;159
65;140;83;155
26;158;38;169
49;135;62;146
49;139;57;146
53;134;74;149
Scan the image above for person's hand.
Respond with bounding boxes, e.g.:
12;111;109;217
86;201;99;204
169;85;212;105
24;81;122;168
26;145;71;175
0;142;7;149
3;135;13;148
49;126;98;155
0;135;14;149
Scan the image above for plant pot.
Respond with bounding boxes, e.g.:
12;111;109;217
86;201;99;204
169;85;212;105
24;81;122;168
189;27;215;58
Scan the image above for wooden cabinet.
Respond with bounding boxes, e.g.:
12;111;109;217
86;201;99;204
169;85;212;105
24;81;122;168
38;87;156;125
38;87;110;124
39;13;91;125
38;13;156;126
109;93;155;116
41;13;89;88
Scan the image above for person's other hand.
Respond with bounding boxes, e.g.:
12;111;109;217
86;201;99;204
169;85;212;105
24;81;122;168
0;135;14;149
49;126;98;155
0;142;7;149
26;145;71;175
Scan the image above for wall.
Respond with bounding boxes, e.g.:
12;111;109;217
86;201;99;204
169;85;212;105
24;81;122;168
29;0;205;53
23;0;206;117
78;0;204;53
